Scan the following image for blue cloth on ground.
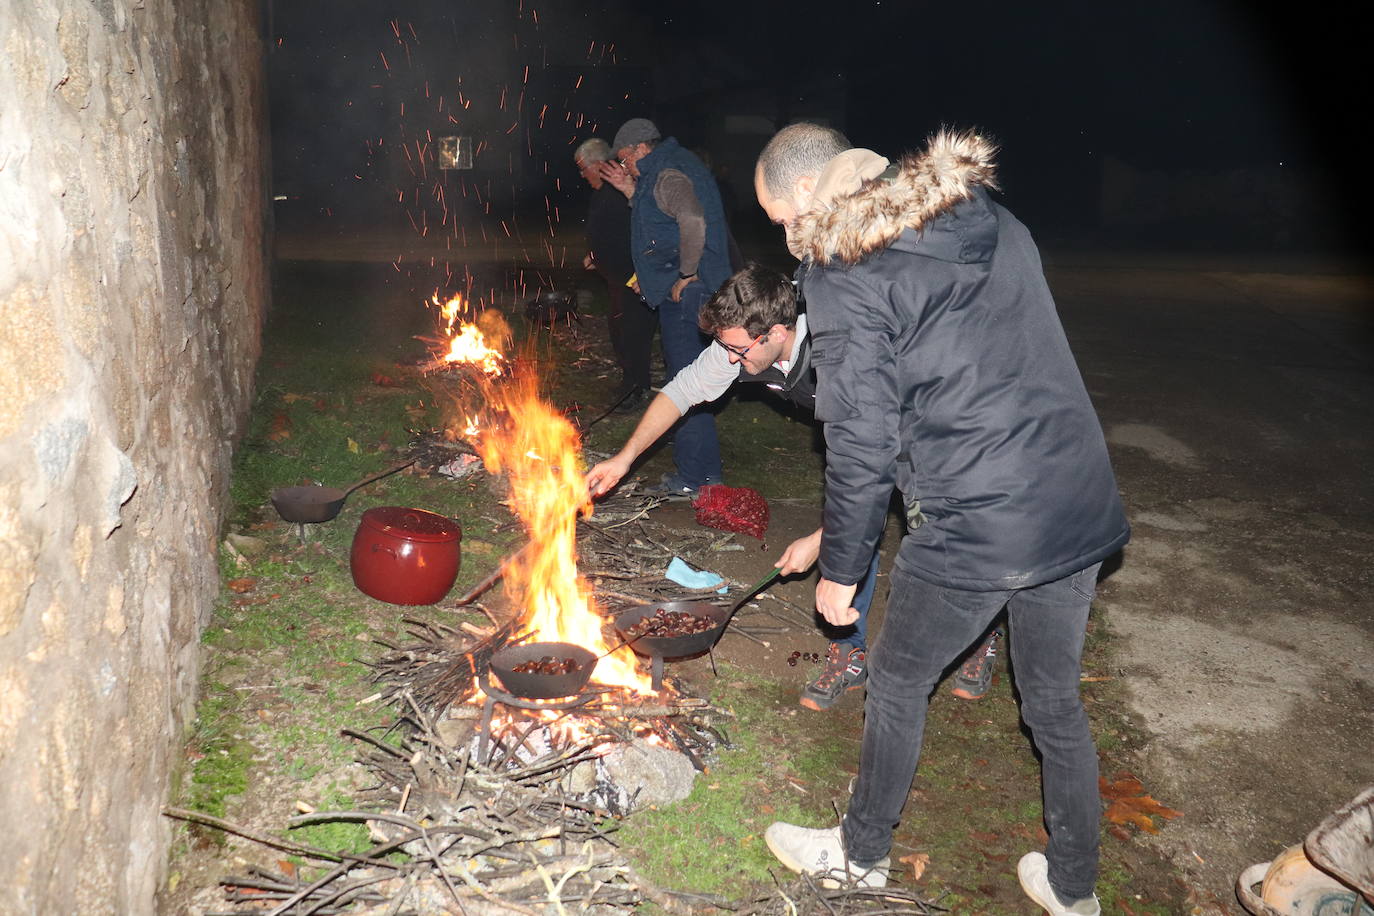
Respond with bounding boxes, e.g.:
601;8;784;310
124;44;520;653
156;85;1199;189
665;556;728;594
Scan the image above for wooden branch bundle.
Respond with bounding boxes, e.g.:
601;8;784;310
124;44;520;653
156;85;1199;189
365;618;522;714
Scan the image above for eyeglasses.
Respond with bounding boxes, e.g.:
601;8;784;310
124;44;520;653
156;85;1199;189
714;333;765;359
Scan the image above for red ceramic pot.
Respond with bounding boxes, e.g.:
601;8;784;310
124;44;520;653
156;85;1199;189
350;507;461;605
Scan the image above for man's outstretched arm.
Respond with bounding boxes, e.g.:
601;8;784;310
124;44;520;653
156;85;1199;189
586;393;684;496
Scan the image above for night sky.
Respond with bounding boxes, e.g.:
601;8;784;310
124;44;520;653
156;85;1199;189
266;0;1362;252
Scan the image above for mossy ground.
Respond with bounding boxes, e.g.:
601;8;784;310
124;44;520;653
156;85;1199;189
166;258;1183;913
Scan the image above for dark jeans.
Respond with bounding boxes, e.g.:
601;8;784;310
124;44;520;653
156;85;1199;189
605;280;654;391
655;282;722;487
843;562;1103;901
821;550;880;651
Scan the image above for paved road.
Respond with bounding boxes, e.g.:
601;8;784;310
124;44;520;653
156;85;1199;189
1049;259;1374;911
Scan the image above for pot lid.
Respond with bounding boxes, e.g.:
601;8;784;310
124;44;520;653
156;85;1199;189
359;506;461;543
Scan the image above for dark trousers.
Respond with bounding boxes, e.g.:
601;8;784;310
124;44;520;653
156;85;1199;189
843;562;1103;901
655;282;722;487
605;280;654;391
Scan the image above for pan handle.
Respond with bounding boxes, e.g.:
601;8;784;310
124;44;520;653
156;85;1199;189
716;567;783;639
727;567;782;616
343;458;418;497
372;543;399;559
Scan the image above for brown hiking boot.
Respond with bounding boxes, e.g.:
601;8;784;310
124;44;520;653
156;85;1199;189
800;643;867;710
951;628;1001;700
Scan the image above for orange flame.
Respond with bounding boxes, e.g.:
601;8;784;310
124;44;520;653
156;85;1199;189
430;292;506;375
477;370;651;693
442;323;505;375
426;291;651;697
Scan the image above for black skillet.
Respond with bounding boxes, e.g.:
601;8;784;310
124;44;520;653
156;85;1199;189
270;458;416;524
614;567;781;659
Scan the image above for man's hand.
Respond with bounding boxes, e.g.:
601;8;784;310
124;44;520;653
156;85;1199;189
670;274;697;302
776;528;823;576
629;276;641;295
816;578;860;627
582;253;596;270
599;161;635;198
586;454;633;498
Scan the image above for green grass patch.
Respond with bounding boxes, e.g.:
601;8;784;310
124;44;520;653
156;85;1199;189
175;261;507;857
616;668;849;896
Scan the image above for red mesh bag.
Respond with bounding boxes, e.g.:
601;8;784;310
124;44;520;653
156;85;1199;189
692;484;770;539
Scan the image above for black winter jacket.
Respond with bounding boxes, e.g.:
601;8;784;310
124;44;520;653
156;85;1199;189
796;131;1129;591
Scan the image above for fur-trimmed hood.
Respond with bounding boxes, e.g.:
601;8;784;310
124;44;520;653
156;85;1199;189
793;129;1000;266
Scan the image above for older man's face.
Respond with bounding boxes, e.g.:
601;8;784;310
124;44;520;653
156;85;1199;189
576;158;603;189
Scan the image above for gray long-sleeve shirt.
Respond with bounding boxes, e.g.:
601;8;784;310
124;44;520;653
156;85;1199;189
661;314;809;413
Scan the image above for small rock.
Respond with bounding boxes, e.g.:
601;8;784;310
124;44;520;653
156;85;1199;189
567;759;598;795
601;738;697;810
225;532;268;557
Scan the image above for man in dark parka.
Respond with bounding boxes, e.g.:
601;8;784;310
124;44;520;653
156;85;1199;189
757;123;1129;916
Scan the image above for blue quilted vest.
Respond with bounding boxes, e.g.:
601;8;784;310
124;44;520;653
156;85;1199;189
629;138;731;306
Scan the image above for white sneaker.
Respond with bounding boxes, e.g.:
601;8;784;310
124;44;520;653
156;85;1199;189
764;822;889;888
1017;852;1100;915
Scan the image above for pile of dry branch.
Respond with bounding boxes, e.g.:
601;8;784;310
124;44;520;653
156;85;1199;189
167;691;945;915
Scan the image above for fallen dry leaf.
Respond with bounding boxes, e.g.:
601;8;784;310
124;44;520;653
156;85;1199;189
899;852;930;881
371;372;398;387
266;412;292;441
225;578;257;593
1101;774;1182;834
347;437;360;454
281;392;307;404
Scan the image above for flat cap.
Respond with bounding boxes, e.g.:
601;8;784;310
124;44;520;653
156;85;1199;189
612;118;661;151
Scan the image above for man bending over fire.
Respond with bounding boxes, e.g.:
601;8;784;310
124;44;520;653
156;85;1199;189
585;264;999;710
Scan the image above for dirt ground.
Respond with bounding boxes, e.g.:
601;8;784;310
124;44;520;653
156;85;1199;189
1045;261;1374;911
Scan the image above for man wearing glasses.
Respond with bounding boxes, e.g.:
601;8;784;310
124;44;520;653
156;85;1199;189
598;118;734;498
586;263;880;710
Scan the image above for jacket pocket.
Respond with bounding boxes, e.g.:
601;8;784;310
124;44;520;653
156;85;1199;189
810;330;858;422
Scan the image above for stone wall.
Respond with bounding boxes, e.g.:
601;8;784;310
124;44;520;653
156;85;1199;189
0;1;267;912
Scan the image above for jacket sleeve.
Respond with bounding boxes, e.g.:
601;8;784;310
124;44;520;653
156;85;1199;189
807;268;901;586
654;170;705;275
